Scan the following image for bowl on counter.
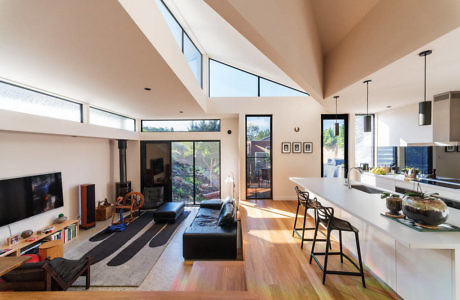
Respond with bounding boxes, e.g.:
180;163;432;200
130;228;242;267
402;192;449;226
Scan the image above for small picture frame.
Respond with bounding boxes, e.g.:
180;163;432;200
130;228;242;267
281;142;291;153
6;234;20;246
303;142;313;153
445;146;456;152
292;142;302;153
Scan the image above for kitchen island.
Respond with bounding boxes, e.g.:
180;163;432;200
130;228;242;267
290;177;460;300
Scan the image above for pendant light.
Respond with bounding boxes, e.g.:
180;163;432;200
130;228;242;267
363;80;372;132
333;95;340;136
418;50;432;126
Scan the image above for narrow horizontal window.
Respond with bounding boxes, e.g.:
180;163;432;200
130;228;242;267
0;81;82;122
142;119;220;132
89;107;135;131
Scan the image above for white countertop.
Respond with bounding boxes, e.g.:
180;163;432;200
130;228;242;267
290;177;460;250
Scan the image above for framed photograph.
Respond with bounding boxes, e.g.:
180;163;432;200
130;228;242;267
303;142;313;153
292;142;302;153
6;234;20;246
445;146;456;152
281;142;291;153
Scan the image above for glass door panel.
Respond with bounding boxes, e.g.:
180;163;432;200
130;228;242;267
321;115;348;178
194;141;221;203
246;115;272;199
171;141;194;204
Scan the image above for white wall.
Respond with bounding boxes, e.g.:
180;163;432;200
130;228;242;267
0;131;113;244
377;103;433;146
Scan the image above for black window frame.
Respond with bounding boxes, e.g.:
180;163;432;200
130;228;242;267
208;58;309;98
321;114;349;178
0;80;83;123
89;106;136;131
245;114;273;200
141;119;221;132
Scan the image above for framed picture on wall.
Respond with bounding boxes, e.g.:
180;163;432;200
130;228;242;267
281;142;291;153
445;146;456;152
303;142;313;153
292;142;302;153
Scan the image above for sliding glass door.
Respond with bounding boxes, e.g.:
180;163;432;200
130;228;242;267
171;141;220;205
321;114;348;178
246;115;272;199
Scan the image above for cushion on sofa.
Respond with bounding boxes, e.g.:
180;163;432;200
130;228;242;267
199;199;223;209
218;202;234;226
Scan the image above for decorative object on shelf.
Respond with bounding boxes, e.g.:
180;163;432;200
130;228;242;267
333;95;340;136
402;187;448;227
281;142;291;153
381;192;403;216
363;79;372;132
303;142;313;153
445;146;456;152
418;50;433;126
6;234;20;246
55;213;68;224
294;126;300;132
292;142;302;153
402;167;419;180
21;230;33;239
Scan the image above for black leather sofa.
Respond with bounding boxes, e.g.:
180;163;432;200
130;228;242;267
183;200;237;260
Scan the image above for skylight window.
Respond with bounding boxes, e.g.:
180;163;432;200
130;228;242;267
156;0;202;87
209;59;308;98
89;107;136;131
0;80;82;122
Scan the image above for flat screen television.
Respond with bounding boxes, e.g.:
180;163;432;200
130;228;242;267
0;172;63;227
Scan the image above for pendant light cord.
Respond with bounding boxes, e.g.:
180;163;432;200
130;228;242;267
424;54;427;102
366;81;369;115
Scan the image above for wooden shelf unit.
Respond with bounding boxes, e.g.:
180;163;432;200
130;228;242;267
1;219;79;257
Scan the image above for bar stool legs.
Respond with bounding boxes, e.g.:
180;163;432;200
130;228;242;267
292;200;301;237
355;232;366;288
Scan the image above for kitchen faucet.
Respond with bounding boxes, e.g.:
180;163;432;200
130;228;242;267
345;167;363;189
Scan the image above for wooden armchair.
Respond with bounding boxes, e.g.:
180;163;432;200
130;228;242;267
0;256;92;291
112;191;145;225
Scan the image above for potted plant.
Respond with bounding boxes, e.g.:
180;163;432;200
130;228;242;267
381;192;403;215
402;191;449;226
402;167;420;180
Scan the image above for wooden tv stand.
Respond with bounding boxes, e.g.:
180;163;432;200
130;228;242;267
1;220;79;257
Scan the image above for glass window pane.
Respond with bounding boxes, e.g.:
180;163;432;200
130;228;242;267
0;81;82;122
259;78;307;97
354;115;374;167
171;141;194;204
246;116;272;199
195;141;220;203
156;0;182;49
142;119;220;132
377;146;397;167
89;107;135;131
405;146;432;175
322;119;346;178
183;34;202;86
209;60;258;97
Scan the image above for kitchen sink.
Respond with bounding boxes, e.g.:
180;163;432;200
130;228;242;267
351;184;383;194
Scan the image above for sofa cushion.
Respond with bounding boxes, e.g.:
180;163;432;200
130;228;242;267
218;202;234;226
199;199;223;210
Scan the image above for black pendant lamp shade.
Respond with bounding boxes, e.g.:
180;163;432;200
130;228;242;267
333;96;340;136
418;50;432;126
363;80;372;132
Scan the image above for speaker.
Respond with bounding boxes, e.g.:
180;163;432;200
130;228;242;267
79;184;96;229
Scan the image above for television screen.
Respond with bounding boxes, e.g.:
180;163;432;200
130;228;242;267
0;172;63;227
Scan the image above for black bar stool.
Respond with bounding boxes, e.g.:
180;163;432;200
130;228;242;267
309;200;366;288
292;186;327;249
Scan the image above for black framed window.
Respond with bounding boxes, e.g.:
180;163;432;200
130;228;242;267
246;115;272;199
156;0;202;87
209;58;309;98
141;119;220;132
354;114;375;168
321;114;349;178
0;80;82;122
89;107;136;131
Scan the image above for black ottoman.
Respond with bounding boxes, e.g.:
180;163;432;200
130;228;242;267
153;202;185;223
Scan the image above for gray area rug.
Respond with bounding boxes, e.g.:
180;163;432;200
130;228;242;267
65;208;195;287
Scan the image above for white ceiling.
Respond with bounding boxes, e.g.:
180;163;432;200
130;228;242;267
165;0;305;91
323;27;460;114
0;0;205;118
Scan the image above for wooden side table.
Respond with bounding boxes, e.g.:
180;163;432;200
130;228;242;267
39;240;64;261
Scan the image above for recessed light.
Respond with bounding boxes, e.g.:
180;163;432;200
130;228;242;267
386;105;392;109
144;87;151;91
179;110;184;114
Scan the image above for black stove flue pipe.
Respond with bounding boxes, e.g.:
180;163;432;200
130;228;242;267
115;139;131;198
